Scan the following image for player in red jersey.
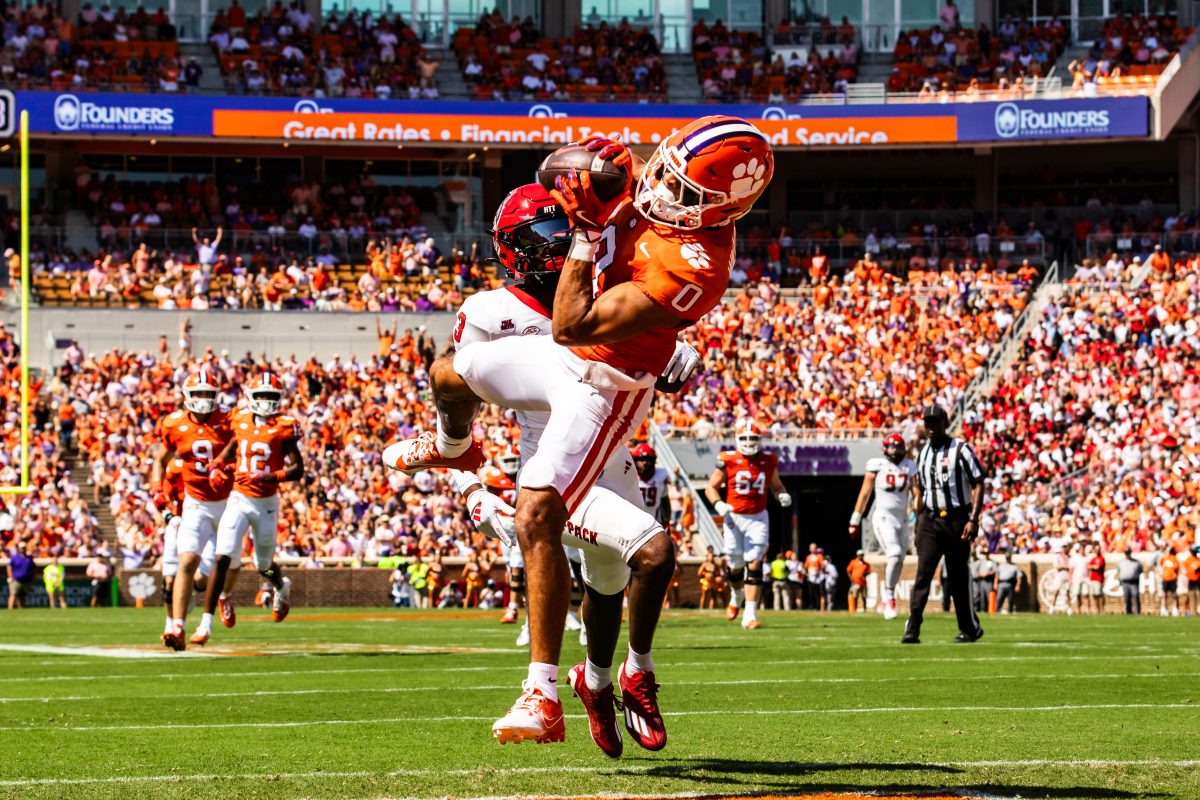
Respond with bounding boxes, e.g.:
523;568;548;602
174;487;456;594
384;117;773;745
193;371;304;644
152;370;233;650
705;420;791;629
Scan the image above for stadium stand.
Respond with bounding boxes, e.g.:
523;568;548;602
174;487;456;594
966;254;1200;558
452;12;667;102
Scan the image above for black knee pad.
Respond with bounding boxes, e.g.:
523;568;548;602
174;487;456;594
743;569;762;587
508;567;525;593
259;566;278;583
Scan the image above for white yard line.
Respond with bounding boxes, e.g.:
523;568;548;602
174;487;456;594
0;703;1194;733
0;650;1188;682
1;759;1196;789
2;672;1197;704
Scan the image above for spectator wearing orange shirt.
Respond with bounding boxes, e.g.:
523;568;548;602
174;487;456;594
846;550;871;613
1158;549;1181;616
803;543;825;609
1148;244;1171;274
1182;547;1200;616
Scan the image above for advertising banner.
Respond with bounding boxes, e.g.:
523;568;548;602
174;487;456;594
12;91;1149;146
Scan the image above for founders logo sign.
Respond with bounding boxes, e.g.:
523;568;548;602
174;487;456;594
993;101;1112;140
51;92;174;133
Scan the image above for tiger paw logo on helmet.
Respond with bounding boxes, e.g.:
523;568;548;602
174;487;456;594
730;158;768;197
680;243;711;271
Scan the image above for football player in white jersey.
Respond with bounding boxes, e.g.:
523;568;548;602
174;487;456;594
630;443;678;528
413;183;699;755
849;433;918;619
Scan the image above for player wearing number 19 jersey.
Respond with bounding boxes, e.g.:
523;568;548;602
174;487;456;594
153;370;233;650
705;420;791;629
849;433;918;619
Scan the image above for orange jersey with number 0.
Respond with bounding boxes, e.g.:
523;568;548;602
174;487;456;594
718;450;779;515
156;410;234;502
570;202;734;375
230;409;301;498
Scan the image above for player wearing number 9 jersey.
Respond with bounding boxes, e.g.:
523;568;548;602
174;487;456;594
705;420;791;630
153;369;233;650
849;433;918;620
197;371;305;643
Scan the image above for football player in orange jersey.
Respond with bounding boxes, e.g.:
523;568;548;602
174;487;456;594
156;457;216;629
192;372;304;643
152;369;234;650
385;118;771;748
705;420;791;630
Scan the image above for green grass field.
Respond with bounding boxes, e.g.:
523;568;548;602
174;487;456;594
0;608;1196;800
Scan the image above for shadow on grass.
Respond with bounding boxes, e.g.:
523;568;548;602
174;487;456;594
618;757;1161;799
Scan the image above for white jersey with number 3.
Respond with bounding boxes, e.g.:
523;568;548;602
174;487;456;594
866;457;916;519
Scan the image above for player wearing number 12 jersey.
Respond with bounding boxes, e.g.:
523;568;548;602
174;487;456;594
153;370;233;650
849;433;918;620
706;420;791;630
196;372;305;644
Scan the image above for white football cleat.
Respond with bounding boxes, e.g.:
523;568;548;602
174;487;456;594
516;621;531;647
564;610;582;631
579;625;588;646
272;577;292;622
491;682;565;745
882;599;898;620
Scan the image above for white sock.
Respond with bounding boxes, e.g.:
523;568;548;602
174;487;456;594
199;612;213;630
219;591;230;600
625;645;654;675
745;599;758;618
882;587;895;603
163;617;173;632
527;662;558;700
584;658;611;691
171;617;183;629
729;588;743;608
508;600;519;610
436;419;469;457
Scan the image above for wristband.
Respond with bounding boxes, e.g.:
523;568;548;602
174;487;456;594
850;511;862;526
568;229;599;262
450;469;481;495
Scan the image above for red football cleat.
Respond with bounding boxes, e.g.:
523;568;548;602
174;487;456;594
500;607;519;624
568;663;622;758
161;622;186;652
619;661;666;752
219;596;236;628
491;683;566;745
383;432;486;475
725;604;740;622
188;629;209;645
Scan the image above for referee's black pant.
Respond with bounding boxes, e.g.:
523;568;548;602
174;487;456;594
907;508;981;637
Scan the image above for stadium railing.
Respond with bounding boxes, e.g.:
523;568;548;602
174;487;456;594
734;236;1046;265
1084;231;1200;259
648;422;724;553
666;427;889;441
951;259;1060;428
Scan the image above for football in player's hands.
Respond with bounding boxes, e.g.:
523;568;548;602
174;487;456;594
537;143;631;202
208;467;231;492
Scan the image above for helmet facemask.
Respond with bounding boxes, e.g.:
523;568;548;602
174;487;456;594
634;144;731;231
249;388;282;418
183;389;217;416
736;431;761;457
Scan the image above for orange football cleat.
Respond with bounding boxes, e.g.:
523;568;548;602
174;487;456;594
383;432;486;475
188;630;209;645
500;607;519;624
744;618;762;630
492;683;566;745
725;604;740;622
218;596;236;628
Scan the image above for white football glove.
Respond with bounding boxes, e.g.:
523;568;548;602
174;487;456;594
661;340;701;386
466;489;516;548
777;491;793;508
713;500;733;516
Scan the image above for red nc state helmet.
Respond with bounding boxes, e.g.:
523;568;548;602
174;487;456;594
489;183;571;284
883;433;905;463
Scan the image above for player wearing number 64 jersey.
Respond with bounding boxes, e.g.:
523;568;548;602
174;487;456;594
152;370;233;650
849;433;918;620
705;420;791;630
192;372;305;644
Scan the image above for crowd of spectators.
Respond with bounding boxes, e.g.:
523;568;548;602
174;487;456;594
651;266;1035;436
211;2;437;98
2;0;193;92
455;12;666;102
966;251;1200;561
0;323;103;563
888;17;1066;94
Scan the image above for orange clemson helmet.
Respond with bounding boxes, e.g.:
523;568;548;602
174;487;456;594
496;445;521;478
182;369;220;415
734;418;762;457
247;371;285;418
480;465;515;493
634;115;773;230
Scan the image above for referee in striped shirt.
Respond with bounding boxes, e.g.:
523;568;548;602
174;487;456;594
903;405;986;645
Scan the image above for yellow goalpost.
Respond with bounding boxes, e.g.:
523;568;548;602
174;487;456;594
0;110;32;496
